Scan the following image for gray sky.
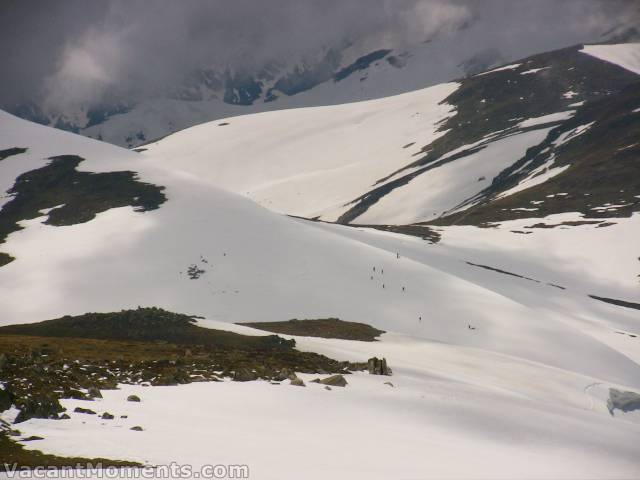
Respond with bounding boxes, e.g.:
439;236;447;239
1;0;637;111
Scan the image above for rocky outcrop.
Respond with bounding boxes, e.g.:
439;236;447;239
15;396;64;423
233;369;258;382
367;357;392;376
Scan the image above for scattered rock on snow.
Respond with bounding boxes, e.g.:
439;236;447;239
130;426;144;431
275;368;295;382
102;412;115;420
74;407;97;415
317;375;348;387
88;387;103;399
126;395;141;402
607;388;640;415
290;377;305;387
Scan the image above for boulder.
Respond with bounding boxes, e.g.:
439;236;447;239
74;407;97;415
126;395;141;402
290;377;305;387
607;388;640;414
367;357;392;376
320;375;348;387
275;368;295;382
130;426;144;431
87;387;103;399
101;412;115;420
67;389;89;400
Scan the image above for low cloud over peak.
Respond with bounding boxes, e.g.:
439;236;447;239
1;0;637;112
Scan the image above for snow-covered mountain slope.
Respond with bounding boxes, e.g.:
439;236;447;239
142;42;640;226
142;82;458;221
1;109;639;372
1;107;640;477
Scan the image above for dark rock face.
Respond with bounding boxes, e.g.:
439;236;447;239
334;50;392;82
15;397;64;423
126;395;141;403
367;357;392;376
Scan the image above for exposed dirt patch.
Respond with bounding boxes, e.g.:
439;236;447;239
0;432;140;471
589;295;640;311
239;318;385;342
466;261;541;283
0;155;166;265
355;223;441;244
0;147;27;162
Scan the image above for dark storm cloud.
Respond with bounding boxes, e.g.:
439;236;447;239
0;0;637;110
